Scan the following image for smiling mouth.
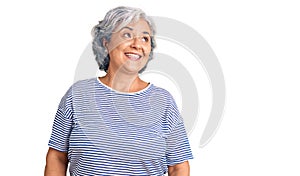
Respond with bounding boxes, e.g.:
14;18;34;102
125;52;142;61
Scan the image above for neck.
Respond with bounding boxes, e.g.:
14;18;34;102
100;69;145;93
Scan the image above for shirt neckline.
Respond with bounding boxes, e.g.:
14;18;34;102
96;77;153;95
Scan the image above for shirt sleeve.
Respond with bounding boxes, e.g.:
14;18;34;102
165;93;194;166
48;86;74;152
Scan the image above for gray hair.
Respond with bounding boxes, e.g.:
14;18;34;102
91;6;157;73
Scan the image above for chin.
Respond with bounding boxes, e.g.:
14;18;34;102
122;65;144;74
120;59;147;74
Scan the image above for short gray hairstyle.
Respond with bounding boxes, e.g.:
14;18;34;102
91;6;157;73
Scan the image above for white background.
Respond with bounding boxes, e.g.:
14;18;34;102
1;0;300;175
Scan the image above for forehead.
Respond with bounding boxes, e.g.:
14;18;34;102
115;19;151;34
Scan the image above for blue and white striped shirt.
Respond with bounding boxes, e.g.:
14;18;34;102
48;78;193;175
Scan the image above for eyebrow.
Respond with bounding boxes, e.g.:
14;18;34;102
121;26;151;35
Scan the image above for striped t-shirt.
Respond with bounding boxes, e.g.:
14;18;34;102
48;78;193;175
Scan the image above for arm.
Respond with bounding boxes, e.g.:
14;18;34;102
44;148;68;176
168;160;190;176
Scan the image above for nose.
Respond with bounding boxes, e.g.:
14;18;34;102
130;37;142;49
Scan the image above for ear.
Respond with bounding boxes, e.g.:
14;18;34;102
102;38;109;50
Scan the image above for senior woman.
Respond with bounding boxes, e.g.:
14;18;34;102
45;6;193;176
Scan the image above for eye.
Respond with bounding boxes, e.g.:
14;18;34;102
123;32;132;39
141;36;150;42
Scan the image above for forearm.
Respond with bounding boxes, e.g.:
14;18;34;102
168;161;190;176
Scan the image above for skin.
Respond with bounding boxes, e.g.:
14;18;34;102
44;148;68;176
168;161;190;176
44;18;190;176
100;19;152;92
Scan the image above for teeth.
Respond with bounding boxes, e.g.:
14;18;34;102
125;53;141;60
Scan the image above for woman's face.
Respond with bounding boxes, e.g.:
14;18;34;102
105;19;152;74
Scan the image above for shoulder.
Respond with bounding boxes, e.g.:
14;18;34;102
61;78;96;100
72;78;96;89
150;84;177;106
151;85;183;133
150;85;174;99
68;78;96;94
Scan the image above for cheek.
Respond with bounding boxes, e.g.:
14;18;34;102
107;37;129;51
108;44;127;58
145;46;152;56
